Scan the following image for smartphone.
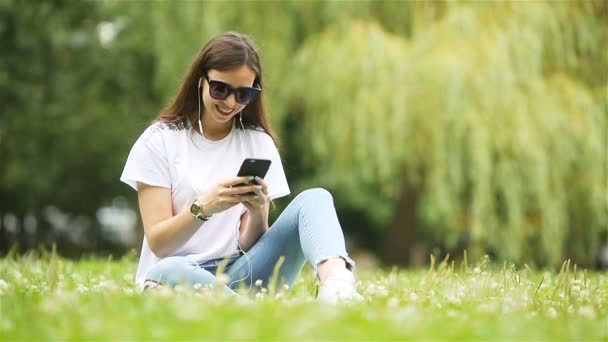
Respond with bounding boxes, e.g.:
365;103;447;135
236;158;271;185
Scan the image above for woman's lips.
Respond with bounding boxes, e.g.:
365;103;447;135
215;105;234;116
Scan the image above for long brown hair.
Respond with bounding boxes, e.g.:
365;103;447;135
155;32;278;144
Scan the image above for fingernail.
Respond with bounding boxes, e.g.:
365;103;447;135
253;195;260;200
248;176;255;181
256;185;263;190
254;176;260;181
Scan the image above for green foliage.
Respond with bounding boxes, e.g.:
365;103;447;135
149;0;414;138
1;256;607;339
288;21;410;225
287;3;607;265
1;1;605;265
0;1;158;248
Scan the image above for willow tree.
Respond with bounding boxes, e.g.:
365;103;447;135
287;2;607;266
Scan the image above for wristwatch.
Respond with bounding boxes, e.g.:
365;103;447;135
190;199;211;221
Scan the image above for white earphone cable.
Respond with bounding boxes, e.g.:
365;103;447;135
239;112;245;130
228;232;253;292
197;77;203;135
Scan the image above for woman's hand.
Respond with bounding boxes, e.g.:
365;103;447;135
242;177;269;219
197;176;262;216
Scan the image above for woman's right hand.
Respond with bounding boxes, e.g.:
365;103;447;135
196;176;261;216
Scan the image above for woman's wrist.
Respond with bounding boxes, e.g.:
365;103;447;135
247;207;269;227
191;198;212;221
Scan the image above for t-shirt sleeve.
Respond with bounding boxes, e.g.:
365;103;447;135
262;135;290;200
120;125;171;191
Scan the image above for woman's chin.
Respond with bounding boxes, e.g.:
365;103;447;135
211;111;235;125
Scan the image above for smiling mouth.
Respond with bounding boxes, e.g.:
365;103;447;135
215;105;235;116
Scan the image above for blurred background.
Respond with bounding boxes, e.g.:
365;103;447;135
1;0;606;269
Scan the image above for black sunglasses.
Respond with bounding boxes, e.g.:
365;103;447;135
204;75;261;105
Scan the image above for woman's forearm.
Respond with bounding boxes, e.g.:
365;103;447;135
147;208;203;257
238;212;268;251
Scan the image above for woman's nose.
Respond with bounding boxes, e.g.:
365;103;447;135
224;93;237;107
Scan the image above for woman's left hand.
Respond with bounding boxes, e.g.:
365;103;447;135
242;177;269;218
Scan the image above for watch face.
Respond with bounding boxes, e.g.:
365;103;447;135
191;202;201;215
190;200;209;221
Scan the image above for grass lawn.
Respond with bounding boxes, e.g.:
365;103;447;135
1;251;606;340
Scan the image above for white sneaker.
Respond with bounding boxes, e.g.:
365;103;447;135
143;279;162;291
317;268;363;304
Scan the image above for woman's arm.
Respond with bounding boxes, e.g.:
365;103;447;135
137;182;201;257
238;177;271;251
138;177;260;257
238;209;269;251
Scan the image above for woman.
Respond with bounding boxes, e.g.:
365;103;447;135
120;32;360;303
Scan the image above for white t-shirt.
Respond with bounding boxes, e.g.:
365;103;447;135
120;120;290;288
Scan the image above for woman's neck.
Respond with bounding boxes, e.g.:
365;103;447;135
199;112;233;141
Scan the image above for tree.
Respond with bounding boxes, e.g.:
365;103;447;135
287;2;608;266
0;0;158;255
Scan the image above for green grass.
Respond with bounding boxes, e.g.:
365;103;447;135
1;251;607;340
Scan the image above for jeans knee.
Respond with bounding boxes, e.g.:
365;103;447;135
296;188;333;204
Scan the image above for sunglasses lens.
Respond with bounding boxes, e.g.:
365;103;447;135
207;78;260;105
236;88;260;105
209;81;230;100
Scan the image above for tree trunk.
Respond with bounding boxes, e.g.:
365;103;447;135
0;211;4;254
384;176;420;266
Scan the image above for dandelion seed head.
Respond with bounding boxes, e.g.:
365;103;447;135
387;297;399;308
446;309;458;317
0;279;9;293
578;306;596;319
122;287;135;295
478;302;498;314
76;284;89;293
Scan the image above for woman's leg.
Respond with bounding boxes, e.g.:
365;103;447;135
226;188;355;291
144;256;236;294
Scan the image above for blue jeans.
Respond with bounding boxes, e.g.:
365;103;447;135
144;188;355;293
